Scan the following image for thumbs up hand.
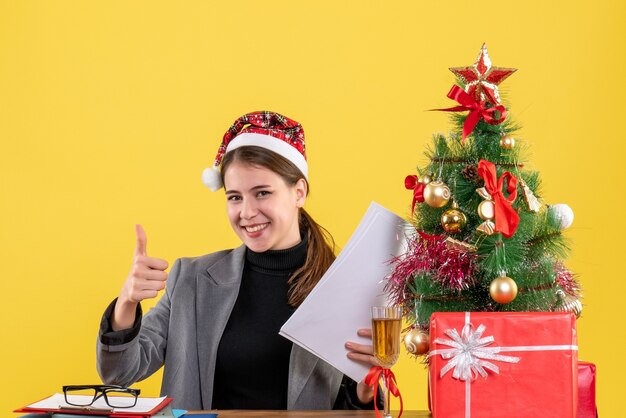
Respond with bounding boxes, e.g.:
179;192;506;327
120;224;169;304
112;224;169;331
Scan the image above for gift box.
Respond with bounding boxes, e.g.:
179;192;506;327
429;312;578;418
577;361;597;418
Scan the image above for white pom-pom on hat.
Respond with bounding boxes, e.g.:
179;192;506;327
202;166;223;192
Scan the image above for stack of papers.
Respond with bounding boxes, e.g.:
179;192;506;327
280;202;410;382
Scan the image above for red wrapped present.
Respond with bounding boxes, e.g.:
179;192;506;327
577;361;597;418
429;312;578;418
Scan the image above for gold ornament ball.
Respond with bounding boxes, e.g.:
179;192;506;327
404;329;430;355
423;181;451;208
556;290;583;319
419;174;432;185
441;208;467;233
477;200;495;220
489;276;518;304
500;135;516;150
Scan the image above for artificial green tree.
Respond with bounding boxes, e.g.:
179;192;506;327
387;44;581;356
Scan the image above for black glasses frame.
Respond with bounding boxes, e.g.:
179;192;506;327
62;385;141;409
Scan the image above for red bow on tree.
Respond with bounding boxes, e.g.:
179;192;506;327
365;366;403;418
477;159;520;238
417;230;443;241
404;175;425;216
434;85;507;142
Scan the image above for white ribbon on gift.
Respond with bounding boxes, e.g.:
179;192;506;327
429;312;578;418
430;321;521;381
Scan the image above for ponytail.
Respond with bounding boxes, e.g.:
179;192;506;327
287;209;336;307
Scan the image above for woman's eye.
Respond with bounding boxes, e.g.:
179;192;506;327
257;191;271;198
227;195;241;201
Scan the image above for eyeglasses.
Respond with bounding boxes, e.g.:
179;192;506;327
63;385;141;409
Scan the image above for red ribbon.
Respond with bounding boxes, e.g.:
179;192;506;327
365;366;403;418
417;230;443;241
404;175;425;215
433;85;507;142
477;159;520;238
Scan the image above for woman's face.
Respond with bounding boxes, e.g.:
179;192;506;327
223;161;307;252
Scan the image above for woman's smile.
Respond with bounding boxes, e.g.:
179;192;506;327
242;222;270;234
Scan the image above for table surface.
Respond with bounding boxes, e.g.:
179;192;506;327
188;411;431;417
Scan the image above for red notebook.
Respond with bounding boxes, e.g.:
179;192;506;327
14;394;173;418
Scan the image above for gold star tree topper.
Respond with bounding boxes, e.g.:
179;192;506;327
449;43;517;105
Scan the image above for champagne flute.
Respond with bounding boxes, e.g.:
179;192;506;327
371;306;402;418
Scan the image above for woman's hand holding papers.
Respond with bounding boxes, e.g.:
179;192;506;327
345;328;377;404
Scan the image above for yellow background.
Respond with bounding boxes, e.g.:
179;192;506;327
1;1;624;416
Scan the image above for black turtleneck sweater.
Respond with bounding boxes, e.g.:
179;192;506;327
99;237;376;410
211;238;307;409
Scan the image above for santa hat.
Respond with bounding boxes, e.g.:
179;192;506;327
202;111;308;191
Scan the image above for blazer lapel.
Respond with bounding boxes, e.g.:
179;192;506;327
196;245;246;409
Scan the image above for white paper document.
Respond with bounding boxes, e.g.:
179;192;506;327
26;393;168;413
280;201;410;383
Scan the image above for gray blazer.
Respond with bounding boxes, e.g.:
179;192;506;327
96;245;344;410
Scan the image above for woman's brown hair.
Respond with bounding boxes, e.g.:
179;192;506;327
220;146;336;307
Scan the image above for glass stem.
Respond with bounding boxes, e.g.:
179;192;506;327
381;372;391;418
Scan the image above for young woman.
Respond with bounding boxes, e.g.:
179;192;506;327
96;111;378;410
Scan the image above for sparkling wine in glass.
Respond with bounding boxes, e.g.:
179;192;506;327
371;306;402;418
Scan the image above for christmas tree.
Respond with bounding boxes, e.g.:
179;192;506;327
387;44;581;357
